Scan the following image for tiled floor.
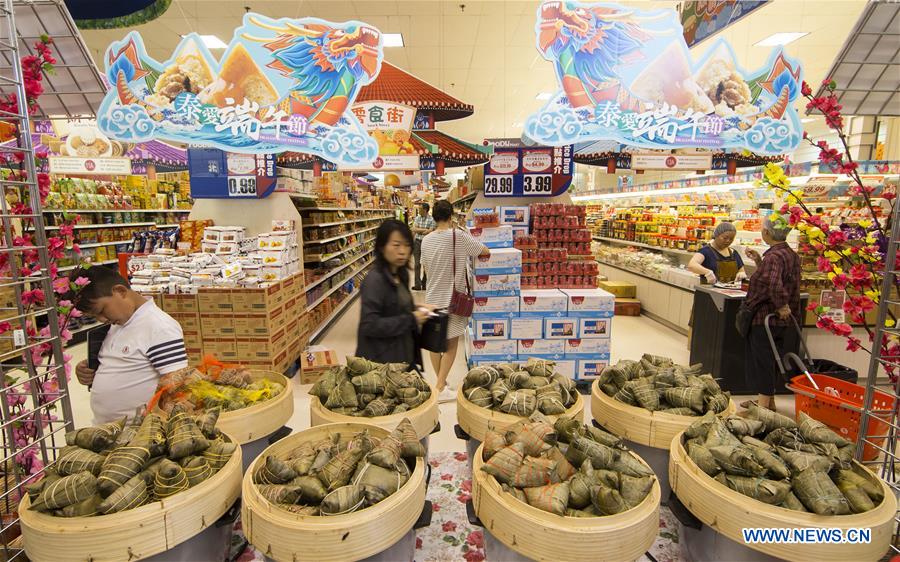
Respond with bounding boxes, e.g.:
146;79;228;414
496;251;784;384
65;296;793;450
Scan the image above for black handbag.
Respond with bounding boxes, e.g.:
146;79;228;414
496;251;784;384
735;303;755;338
420;310;449;353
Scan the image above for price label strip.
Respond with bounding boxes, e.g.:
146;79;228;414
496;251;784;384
227;176;257;197
484;175;514;196
522;174;553;195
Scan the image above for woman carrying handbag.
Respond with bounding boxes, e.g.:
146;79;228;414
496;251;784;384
421;200;490;402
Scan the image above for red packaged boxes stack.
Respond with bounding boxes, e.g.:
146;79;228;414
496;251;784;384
525;203;597;290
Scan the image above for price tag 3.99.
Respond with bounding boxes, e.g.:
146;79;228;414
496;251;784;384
227;176;257;197
522;174;553;195
484;174;514;196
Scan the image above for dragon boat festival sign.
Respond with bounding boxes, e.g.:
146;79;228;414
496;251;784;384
97;13;384;166
526;1;804;156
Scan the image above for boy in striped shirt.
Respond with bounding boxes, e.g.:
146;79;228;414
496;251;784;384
71;266;188;424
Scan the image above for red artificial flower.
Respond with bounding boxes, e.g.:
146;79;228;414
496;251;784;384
816;256;832;273
883;191;897;201
801;81;813;96
52;276;68;295
442;521;457;533
831;274;849;290
816;316;835;330
806;301;819;312
827;230;847;245
21;288;44;306
833;323;853;337
0;321;11;334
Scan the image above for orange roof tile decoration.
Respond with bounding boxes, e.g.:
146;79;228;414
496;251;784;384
357;62;474;122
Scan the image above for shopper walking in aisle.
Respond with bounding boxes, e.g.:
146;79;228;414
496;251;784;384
70;266;189;424
421;200;490;402
356;219;433;368
411;202;436;291
687;221;747;284
741;217;801;413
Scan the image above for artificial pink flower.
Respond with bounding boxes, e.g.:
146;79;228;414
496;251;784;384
73;276;90;287
21;288;44;306
52;276;69;294
846;337;862;352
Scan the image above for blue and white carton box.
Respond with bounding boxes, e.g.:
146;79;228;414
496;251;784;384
555;360;577;380
576;359;609;381
519;289;568;318
465;332;517;362
473;273;521;297
469;226;514;249
565;338;611;359
579;317;612;339
473;248;521;275
561;288;615;318
517;339;564;360
472;296;519;318
499;206;530;226
510;317;544;340
544;317;579;339
472;318;510;340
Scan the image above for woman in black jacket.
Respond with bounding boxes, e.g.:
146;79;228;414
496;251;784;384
356;220;432;368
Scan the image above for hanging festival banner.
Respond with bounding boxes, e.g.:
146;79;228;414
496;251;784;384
344;101;420;171
97;13;384;166
525;1;803;157
679;0;770;47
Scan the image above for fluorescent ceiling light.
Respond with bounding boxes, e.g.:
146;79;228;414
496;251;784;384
383;33;404;47
754;32;808;47
535;92;553;100
181;34;228;49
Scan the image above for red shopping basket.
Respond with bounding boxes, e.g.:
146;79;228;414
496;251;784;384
787;373;895;462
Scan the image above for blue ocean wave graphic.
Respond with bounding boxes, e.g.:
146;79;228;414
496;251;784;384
98;104;156;142
744;117;799;155
320;128;378;164
526;107;583;144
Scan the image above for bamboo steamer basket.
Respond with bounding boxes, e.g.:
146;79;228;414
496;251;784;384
242;422;426;562
18;434;242;562
669;431;897;561
216;370;294;444
591;379;736;449
309;381;438;439
458;386;584;443
472;442;660;562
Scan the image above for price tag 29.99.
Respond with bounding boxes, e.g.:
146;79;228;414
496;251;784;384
484;174;514;196
227;176;257;197
522;174;553;195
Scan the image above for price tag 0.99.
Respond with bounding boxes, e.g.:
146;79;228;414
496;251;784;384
227;176;257;197
484;174;514;197
522;174;553;196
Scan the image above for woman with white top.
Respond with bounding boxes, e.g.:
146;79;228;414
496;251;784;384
421;200;490;402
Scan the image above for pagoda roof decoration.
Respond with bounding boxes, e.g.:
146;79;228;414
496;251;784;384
357;62;474;122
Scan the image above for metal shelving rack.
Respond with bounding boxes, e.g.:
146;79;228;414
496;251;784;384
857;198;900;556
0;2;98;557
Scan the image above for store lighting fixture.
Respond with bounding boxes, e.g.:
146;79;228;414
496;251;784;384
535;92;553;100
754;32;808;47
181;34;228;49
383;33;404;47
571;176;813;202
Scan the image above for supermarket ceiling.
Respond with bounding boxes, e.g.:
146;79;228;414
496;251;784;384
77;0;874;143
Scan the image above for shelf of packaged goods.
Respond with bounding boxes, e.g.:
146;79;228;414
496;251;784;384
70;321;103;335
593;236;695;257
304;248;373;293
43;209;191;214
298;206;394;212
303;225;379;246
304;238;374;263
76;240;130;249
308;282;369;342
450;192;477;206
288;193;317;201
156;224;179;229
59;259;117;272
46;222;156;231
303;215;391;228
305;259;374;312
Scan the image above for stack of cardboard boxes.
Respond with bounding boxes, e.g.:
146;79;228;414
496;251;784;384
156;271;308;373
464;208;615;382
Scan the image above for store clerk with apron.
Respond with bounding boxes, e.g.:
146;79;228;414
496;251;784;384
687;221;747;284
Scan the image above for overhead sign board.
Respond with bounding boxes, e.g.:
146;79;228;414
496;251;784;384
483;145;573;198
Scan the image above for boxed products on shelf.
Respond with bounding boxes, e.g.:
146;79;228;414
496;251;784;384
473;248;522;275
519;289;568;317
509;317;544;339
499;206;530;226
565;337;611;359
472;273;520;297
469;225;513;248
472;318;510;340
472;207;500;228
597;281;636;299
516;338;564;359
464;332;518;362
575;359;608;381
579;317;612;338
472;296;519;318
544;317;578;339
561;288;615;317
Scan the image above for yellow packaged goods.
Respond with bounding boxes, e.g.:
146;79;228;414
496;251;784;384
597;281;636;299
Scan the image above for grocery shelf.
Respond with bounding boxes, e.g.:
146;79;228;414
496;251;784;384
303;225;379;246
157;224;179;229
46;222;156;230
596;259;695;293
298;206;394;212
305;259;373;312
70;321;102;335
451;192;477;206
288;193;317;201
304;237;375;263
77;240;130;249
304;248;374;292
59;259;117;272
44;209;190;214
593;236;695;257
308;287;362;342
304;215;391;228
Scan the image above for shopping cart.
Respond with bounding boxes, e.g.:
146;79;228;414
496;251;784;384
765;314;892;461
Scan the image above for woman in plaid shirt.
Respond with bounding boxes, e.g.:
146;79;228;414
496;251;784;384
743;217;801;412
